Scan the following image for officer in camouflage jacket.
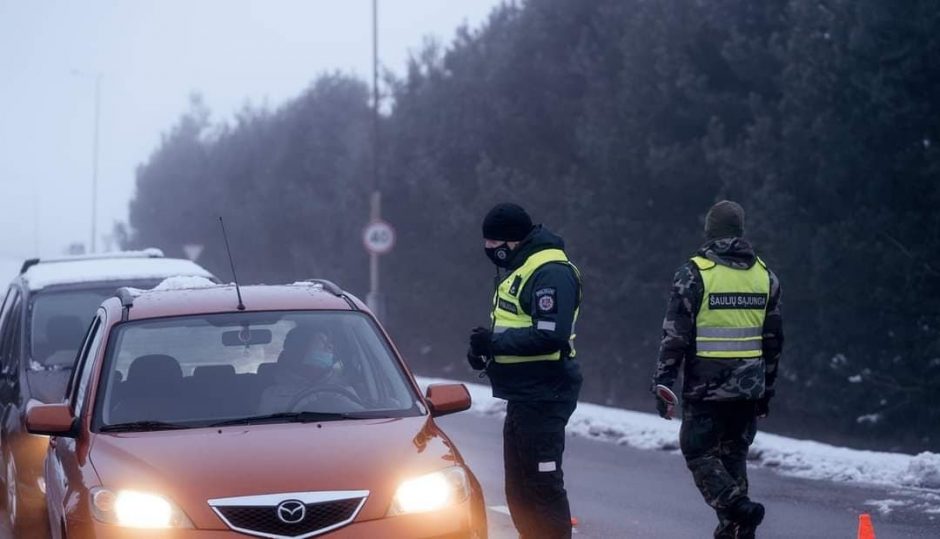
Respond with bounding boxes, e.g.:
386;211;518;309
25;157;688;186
653;201;783;539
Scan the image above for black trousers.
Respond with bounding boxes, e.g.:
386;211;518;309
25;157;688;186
503;400;577;539
679;400;758;539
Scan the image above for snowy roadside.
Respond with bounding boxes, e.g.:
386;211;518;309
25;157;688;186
416;376;940;513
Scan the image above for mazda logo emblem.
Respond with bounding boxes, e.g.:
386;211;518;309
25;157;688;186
276;500;306;524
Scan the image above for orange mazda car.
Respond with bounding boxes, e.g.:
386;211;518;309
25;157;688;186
26;279;486;538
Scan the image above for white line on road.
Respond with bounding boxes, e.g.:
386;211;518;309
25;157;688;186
488;505;511;516
486;505;581;535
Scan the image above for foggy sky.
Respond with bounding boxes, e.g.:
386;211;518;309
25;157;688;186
0;0;502;260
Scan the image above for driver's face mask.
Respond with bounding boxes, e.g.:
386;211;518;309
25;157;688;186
304;350;335;369
300;332;335;370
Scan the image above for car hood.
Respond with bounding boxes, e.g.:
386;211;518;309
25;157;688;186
89;415;462;527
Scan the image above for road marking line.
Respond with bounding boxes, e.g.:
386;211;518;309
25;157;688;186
487;505;579;534
488;505;511;516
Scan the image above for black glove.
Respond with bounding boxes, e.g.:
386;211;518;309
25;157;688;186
466;348;486;371
469;327;493;358
656;397;671;419
756;396;771;418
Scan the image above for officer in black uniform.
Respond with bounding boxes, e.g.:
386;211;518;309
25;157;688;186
467;203;583;539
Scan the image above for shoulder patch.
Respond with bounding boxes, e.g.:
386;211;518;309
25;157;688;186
535;287;557;314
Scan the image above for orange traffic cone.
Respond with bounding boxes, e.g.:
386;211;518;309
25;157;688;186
858;513;876;539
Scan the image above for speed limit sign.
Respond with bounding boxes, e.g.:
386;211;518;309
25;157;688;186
362;220;396;255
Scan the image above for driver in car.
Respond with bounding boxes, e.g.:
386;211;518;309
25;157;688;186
258;325;363;414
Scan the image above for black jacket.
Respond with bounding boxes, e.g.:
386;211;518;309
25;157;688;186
487;226;583;402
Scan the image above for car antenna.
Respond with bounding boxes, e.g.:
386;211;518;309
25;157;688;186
218;216;246;311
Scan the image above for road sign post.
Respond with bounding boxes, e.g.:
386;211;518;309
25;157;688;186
363;195;395;321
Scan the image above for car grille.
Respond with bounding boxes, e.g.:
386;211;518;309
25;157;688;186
210;492;368;539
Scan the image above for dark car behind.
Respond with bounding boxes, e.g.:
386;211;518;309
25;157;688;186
0;250;215;535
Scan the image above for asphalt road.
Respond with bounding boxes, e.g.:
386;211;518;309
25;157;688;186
436;412;940;539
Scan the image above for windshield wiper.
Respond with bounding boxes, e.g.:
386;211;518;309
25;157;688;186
209;411;388;427
100;420;191;433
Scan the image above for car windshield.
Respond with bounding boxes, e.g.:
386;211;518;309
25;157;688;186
29;287;121;369
93;311;422;430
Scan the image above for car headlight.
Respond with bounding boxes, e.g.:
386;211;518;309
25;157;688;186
388;466;470;515
91;488;193;528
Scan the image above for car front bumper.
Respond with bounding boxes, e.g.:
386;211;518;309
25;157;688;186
67;498;487;539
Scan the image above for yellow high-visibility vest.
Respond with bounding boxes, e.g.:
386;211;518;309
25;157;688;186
491;249;580;364
691;256;770;359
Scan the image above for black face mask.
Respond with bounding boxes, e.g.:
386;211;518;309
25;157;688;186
485;243;513;268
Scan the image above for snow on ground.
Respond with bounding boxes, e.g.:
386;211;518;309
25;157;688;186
864;498;908;515
416;376;940;497
864;490;940;516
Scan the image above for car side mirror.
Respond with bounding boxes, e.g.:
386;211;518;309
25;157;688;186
425;383;471;418
26;403;77;438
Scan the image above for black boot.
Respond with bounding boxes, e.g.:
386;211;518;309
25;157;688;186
728;498;764;539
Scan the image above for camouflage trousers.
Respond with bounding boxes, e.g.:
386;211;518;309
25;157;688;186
680;400;758;539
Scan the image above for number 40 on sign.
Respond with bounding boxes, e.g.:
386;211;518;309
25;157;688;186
362;221;396;255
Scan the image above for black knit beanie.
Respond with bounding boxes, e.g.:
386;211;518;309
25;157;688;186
482;203;533;241
705;200;746;240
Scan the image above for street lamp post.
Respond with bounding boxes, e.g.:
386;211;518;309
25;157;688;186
72;70;102;253
91;73;101;253
366;0;385;320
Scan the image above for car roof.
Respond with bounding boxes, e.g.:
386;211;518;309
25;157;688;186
20;255;215;292
102;282;361;322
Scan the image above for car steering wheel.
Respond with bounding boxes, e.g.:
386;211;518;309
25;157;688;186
288;384;365;411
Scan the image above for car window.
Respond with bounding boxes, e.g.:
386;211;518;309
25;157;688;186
0;292;23;379
28;287;118;369
69;314;104;416
64;318;98;403
93;311;421;429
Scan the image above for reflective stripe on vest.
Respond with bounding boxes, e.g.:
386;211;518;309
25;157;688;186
491;249;581;364
692;256;769;359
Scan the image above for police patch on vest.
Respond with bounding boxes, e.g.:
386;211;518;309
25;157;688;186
498;298;518;314
535;287;557;313
708;293;767;310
